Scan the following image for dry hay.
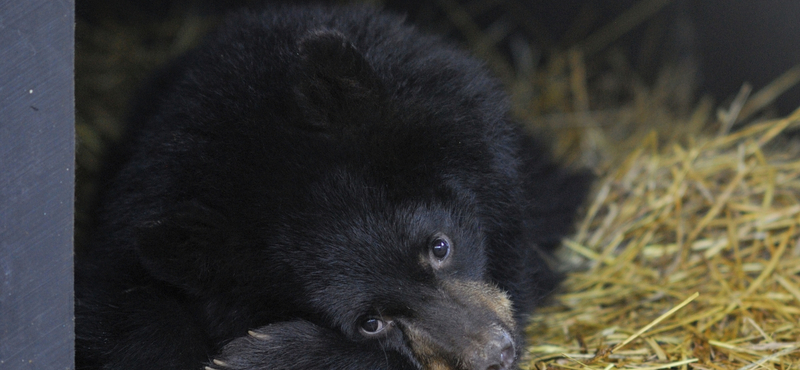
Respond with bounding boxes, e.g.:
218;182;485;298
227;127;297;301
493;2;800;369
522;108;800;370
512;41;800;370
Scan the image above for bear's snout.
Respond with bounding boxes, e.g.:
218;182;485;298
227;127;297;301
397;280;518;370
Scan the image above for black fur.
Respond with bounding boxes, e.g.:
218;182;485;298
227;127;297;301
75;5;590;370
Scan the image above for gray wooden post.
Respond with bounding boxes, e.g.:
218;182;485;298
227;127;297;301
0;0;75;369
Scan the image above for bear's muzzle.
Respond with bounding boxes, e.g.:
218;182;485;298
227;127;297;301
397;280;517;370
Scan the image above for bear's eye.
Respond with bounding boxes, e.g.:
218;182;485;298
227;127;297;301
429;234;451;261
360;318;387;336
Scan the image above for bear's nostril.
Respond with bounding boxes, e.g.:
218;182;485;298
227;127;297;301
477;330;515;370
498;343;515;369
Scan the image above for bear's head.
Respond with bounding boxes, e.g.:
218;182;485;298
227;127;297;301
133;26;535;370
278;170;520;370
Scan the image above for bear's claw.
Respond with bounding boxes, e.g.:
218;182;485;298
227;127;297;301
247;330;271;340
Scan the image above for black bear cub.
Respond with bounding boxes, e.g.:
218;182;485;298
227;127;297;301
75;5;590;370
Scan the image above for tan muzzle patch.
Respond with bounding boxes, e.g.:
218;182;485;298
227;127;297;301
399;280;515;370
442;280;515;331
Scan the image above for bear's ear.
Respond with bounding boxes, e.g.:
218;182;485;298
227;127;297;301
293;29;385;129
134;202;227;292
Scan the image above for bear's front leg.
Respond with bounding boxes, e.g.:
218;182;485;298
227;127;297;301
209;320;417;370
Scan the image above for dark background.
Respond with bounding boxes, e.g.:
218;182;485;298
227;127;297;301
391;0;800;114
76;0;800;114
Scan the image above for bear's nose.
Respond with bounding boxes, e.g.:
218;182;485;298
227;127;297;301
473;330;515;370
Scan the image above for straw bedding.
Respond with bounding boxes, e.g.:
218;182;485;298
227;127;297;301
524;108;800;369
501;4;800;368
